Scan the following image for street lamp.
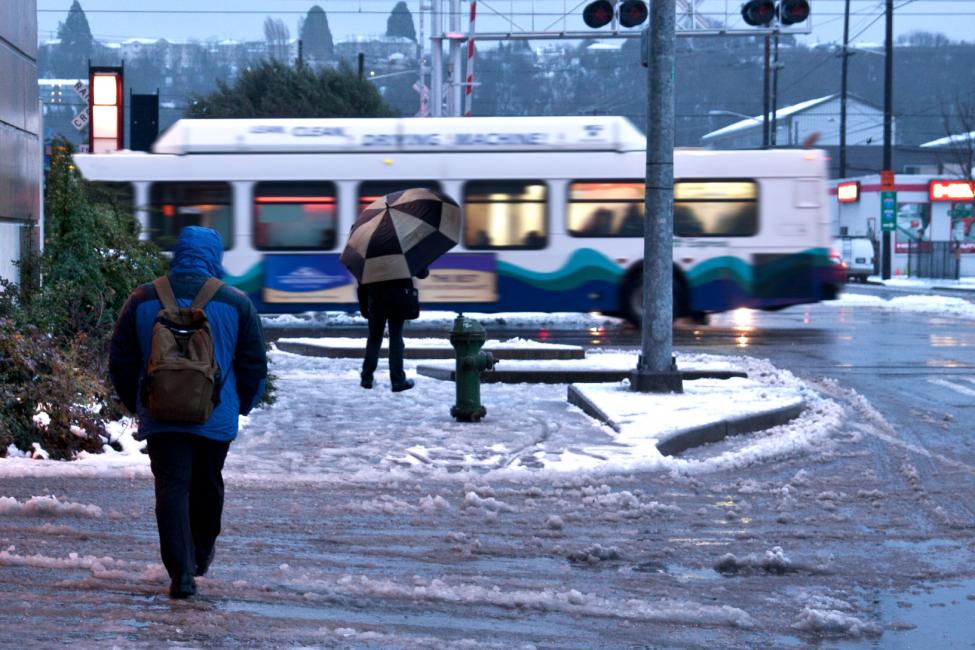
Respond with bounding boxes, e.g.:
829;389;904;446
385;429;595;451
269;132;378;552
708;109;768;148
707;109;763;123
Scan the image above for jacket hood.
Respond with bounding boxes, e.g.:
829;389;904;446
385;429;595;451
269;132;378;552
170;226;224;277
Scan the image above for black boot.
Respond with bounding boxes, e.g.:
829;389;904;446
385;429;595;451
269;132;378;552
195;547;215;577
169;574;197;599
391;378;415;392
360;372;374;389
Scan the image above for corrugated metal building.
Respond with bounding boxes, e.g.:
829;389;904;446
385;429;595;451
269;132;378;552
702;94;891;150
0;1;41;285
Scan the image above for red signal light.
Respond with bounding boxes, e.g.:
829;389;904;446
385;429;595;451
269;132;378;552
618;0;649;28
780;0;810;25
741;0;776;26
582;0;614;29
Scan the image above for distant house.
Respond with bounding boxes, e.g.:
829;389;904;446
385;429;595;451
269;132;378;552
701;94;892;150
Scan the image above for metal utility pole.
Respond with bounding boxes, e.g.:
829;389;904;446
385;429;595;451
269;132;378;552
770;31;780;146
881;0;894;280
449;0;463;116
762;35;770;148
631;0;683;393
431;0;443;116
839;0;850;177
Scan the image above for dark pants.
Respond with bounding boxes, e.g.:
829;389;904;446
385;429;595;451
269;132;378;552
362;314;406;384
147;432;230;580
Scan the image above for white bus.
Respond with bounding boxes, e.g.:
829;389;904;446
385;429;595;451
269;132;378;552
74;116;841;322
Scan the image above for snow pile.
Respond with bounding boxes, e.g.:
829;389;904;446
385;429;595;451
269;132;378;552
0;550;165;583
791;603;883;638
566;543;622;564
0;495;103;518
579;486;681;518
713;546;827;575
286;573;756;628
836;293;975;320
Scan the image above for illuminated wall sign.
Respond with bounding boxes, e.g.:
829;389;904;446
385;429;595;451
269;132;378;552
837;181;860;203
930;180;975;202
88;66;124;153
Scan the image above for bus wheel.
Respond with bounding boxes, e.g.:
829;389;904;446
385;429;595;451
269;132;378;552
622;272;687;325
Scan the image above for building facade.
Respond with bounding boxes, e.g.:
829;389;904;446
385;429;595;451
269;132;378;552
0;1;41;285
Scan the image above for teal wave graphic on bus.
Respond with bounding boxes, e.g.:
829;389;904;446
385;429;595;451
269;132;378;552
496;248;625;292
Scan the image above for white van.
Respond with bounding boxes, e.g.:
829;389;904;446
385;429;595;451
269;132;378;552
833;237;875;282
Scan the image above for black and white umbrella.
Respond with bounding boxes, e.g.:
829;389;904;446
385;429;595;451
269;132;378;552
340;188;461;284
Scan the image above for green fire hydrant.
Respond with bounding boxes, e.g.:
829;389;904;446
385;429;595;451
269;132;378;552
449;314;497;422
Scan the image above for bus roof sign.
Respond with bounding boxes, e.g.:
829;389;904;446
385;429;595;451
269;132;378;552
152;116;647;155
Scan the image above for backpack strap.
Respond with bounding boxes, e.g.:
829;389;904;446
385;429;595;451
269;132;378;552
190;277;224;310
153;276;179;312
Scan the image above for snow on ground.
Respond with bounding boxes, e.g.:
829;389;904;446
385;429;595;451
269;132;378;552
835;292;975;319
0;345;841;484
279;336;581;350
263;310;622;330
867;276;975;290
0;495;103;518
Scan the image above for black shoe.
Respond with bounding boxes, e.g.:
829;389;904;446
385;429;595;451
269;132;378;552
391;379;415;392
360;374;374;389
169;575;197;599
195;547;215;577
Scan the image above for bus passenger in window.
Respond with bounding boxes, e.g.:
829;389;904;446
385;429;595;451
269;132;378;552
523;230;545;248
582;208;613;236
473;230;492;248
620;205;643;237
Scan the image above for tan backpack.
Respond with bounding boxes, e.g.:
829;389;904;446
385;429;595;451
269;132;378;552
146;276;223;424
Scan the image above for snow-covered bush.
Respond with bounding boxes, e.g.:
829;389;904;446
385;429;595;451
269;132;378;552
0;319;106;459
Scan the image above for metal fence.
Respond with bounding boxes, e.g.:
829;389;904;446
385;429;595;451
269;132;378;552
906;241;960;280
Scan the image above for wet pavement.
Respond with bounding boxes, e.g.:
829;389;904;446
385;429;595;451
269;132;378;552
2;296;975;648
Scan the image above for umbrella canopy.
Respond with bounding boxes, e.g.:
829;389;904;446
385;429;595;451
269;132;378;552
340;187;461;284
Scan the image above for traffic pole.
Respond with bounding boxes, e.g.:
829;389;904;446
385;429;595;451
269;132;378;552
631;0;682;393
881;0;894;279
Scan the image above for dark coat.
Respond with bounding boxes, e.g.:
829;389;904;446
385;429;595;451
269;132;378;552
109;227;268;442
357;269;428;319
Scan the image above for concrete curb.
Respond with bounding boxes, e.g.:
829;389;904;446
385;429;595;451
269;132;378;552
418;364;746;384
276;341;585;360
566;385;805;456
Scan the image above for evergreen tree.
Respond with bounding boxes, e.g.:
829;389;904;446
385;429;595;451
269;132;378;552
186;59;396;118
54;0;94;77
299;5;334;62
386;1;417;43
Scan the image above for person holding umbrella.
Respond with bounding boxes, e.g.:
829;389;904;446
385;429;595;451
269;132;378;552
340;188;461;392
356;267;428;391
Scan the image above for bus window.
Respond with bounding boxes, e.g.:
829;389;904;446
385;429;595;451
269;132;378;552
254;181;337;250
149;182;233;250
674;180;758;237
567;180;644;237
358;180;442;213
463;180;547;249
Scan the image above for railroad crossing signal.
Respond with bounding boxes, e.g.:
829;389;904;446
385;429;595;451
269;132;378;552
740;0;810;26
582;0;649;29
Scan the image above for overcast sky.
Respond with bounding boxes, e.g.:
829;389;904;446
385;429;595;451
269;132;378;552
37;0;972;47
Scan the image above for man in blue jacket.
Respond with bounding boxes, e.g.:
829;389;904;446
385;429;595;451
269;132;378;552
109;226;267;599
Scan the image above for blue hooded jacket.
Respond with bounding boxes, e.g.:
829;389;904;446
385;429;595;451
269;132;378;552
109;227;268;442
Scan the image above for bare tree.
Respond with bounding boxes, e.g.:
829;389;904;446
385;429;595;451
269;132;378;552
263;17;291;62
